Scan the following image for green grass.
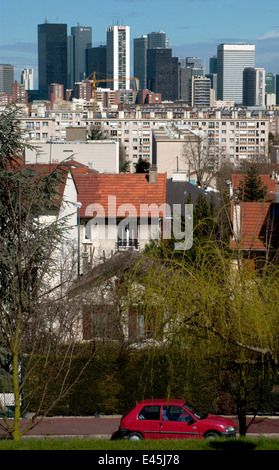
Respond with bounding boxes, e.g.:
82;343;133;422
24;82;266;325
0;437;278;450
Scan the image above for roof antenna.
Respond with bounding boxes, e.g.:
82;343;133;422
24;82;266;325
45;17;48;23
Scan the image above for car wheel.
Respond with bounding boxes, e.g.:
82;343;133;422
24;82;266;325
204;431;220;439
127;432;144;441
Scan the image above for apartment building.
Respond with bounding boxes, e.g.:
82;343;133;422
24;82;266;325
17;101;272;170
82;108;271;167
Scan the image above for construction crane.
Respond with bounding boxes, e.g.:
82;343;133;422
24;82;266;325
83;71;140;117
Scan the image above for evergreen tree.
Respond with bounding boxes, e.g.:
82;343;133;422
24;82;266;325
238;165;267;202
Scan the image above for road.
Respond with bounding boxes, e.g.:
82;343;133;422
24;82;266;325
1;415;279;440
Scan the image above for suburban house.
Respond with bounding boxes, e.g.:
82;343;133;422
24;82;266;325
230;172;279;264
72;165;167;267
13;158;168;342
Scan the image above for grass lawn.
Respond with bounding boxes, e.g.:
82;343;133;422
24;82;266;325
0;437;278;450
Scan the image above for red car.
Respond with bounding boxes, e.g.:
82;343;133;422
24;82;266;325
118;398;237;440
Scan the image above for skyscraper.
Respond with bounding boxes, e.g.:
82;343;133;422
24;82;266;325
0;64;14;94
21;68;34;90
71;24;92;83
217;44;255;104
243;67;265;107
147;49;173;101
265;72;275;95
106;25;130;90
86;45;107;82
134;35;147;90
147;31;168;49
38;21;68;99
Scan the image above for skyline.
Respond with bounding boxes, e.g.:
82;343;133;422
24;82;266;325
1;0;279;88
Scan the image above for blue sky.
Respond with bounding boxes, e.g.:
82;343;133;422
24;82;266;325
1;0;279;87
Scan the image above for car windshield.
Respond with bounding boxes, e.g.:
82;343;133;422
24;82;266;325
184;404;208;420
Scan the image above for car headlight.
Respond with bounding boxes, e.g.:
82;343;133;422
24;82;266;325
225;426;235;432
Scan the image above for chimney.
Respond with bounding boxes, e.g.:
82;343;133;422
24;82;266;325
149;165;157;184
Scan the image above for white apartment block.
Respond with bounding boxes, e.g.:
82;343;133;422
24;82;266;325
83;109;271;167
106;25;130;91
16;101;273;169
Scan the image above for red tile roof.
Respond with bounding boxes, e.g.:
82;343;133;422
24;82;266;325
231;174;277;200
230;201;271;250
12;160;167;218
72;172;167;218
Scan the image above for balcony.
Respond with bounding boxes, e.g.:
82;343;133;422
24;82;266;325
116;238;139;250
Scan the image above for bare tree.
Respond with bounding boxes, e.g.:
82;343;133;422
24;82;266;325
183;131;223;189
0;107;93;440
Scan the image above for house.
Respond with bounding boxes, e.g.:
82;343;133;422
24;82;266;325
17;160;167;271
230;172;279;264
9;158;169;342
72;166;167;265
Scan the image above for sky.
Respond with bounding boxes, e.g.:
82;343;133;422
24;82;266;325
1;0;279;88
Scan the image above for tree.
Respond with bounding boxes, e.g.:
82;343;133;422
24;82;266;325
0;107;93;440
87;126;107;140
238;165;268;202
129;237;279;436
135;158;150;173
183;132;222;189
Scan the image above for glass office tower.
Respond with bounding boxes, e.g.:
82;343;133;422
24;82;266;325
0;64;14;94
134;36;147;90
71;24;92;83
217;44;255;104
38;21;68;99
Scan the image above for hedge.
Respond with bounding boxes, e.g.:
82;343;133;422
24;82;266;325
25;346;279;417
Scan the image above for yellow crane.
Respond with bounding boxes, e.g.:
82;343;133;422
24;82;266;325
83;71;139;117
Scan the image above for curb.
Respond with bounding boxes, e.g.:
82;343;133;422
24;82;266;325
21;434;112;440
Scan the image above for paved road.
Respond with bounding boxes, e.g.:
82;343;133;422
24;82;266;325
1;415;279;439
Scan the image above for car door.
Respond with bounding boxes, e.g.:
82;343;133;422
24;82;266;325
159;405;201;439
136;404;162;439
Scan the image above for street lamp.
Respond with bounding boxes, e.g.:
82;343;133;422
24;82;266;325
77;202;82;277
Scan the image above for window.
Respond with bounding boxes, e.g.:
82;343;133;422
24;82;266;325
138;405;160;420
117;220;138;249
162;406;191;422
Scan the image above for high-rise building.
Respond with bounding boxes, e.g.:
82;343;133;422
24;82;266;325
189;76;212;107
86;45;107;83
243;67;265;107
67;35;74;89
147;31;169;49
106;25;130;91
217;44;255;104
209;56;218;74
21;68;34;90
276;75;279;105
71;24;92;83
147;49;173;101
134;35;147;90
38;21;68;99
178;57;205;77
0;64;14;94
265;72;275;95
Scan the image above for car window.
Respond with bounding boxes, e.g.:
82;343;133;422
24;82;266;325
138;405;161;420
162;405;192;422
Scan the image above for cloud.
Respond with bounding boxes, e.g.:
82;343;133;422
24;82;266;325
256;30;279;40
0;42;37;54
